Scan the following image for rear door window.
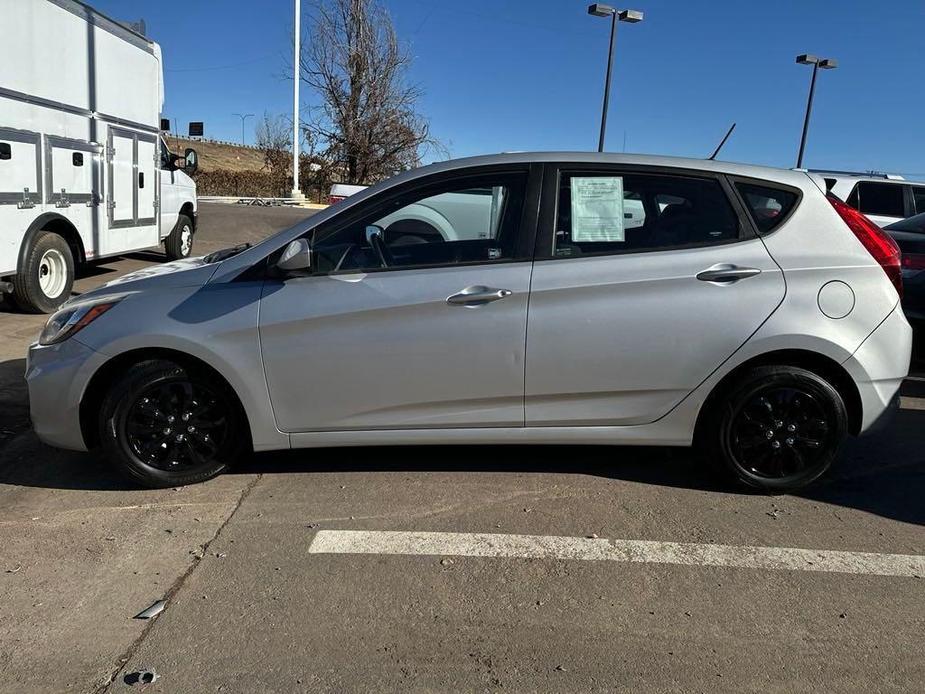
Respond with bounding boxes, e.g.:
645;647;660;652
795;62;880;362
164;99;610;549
735;183;799;233
549;172;740;258
853;182;906;218
913;186;925;215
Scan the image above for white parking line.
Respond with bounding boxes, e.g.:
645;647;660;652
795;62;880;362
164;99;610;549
309;530;925;578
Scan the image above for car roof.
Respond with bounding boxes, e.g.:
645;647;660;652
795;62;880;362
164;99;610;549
209;151;818;283
394;151;814;188
816;171;925;186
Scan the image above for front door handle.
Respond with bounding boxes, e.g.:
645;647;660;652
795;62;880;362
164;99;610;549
696;264;761;284
446;285;513;306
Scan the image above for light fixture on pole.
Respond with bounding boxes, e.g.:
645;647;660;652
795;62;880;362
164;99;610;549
232;113;254;146
795;54;837;169
587;4;643;152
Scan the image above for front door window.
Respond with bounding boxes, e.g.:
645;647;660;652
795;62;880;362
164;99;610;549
310;173;528;274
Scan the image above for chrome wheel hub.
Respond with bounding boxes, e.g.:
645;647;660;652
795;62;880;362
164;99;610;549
38;248;67;298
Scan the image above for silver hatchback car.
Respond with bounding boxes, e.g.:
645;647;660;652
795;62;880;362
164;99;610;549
27;153;911;491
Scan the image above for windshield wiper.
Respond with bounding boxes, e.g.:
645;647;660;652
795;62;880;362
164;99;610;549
204;243;251;264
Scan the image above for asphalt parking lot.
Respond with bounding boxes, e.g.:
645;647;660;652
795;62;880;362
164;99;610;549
1;203;923;693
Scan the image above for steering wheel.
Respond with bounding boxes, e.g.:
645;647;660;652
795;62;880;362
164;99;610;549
366;227;394;268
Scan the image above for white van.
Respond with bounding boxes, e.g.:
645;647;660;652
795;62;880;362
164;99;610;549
0;0;198;313
814;170;925;228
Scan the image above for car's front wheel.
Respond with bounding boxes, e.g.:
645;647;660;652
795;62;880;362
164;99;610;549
99;359;245;488
701;366;848;492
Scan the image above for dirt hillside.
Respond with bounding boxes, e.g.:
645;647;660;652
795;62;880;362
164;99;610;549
164;136;266;173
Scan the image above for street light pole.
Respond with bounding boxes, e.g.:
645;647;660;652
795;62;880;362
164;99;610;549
598;11;617;153
588;5;643;152
795;54;837;169
232;113;254;146
291;0;302;200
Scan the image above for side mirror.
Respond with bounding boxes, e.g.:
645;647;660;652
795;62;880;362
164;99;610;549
183;148;199;174
277;238;312;273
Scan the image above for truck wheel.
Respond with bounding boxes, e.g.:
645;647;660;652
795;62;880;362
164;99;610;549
12;231;75;314
164;215;194;260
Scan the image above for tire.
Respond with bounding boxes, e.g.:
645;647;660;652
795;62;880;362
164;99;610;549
699;366;848;493
12;231;75;313
99;359;246;488
164;214;194;260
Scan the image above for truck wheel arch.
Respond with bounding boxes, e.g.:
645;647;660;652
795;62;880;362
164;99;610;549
179;202;196;232
17;213;85;272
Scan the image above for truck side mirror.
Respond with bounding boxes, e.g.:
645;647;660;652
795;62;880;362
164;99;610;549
183;148;199;174
0;143;10;161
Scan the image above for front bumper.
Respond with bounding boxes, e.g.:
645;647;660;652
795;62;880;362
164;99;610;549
25;338;105;451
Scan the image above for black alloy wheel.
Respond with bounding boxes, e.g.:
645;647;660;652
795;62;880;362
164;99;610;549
100;359;246;487
124;380;229;472
728;386;831;480
704;366;848;492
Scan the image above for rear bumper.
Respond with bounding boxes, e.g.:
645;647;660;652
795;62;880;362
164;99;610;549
861;390;900;436
843;304;912;434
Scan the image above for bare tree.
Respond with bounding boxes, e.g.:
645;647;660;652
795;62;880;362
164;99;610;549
300;0;443;184
254;111;292;176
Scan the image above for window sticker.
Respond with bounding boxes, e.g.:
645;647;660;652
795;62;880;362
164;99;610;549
570;176;625;242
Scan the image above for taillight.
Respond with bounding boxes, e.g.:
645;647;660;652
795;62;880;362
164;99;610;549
327;195;345;205
826;195;902;297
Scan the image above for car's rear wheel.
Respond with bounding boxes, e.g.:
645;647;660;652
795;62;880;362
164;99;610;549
99;359;245;488
701;366;848;492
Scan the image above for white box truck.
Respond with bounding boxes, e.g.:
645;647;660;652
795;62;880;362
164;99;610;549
0;0;199;313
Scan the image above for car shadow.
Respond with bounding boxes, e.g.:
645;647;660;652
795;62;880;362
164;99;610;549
0;354;922;526
0;358;29;448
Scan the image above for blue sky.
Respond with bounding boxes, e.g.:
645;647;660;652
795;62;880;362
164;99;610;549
91;0;924;176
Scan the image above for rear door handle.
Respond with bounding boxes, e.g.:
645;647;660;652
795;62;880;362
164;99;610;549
446;285;513;306
696;264;761;284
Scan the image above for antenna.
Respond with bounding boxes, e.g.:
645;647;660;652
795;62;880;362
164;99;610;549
708;122;736;161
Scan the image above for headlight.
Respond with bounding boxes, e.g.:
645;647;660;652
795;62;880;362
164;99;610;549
39;297;121;346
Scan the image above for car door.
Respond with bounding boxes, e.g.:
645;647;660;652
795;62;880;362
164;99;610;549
258;166;540;432
524;165;786;426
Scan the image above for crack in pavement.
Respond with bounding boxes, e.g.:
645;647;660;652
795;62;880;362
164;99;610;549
93;473;264;693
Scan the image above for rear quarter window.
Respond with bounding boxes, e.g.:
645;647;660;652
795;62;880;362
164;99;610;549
735;183;799;233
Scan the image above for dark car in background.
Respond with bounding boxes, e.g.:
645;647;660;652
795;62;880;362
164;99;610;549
885;213;925;324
